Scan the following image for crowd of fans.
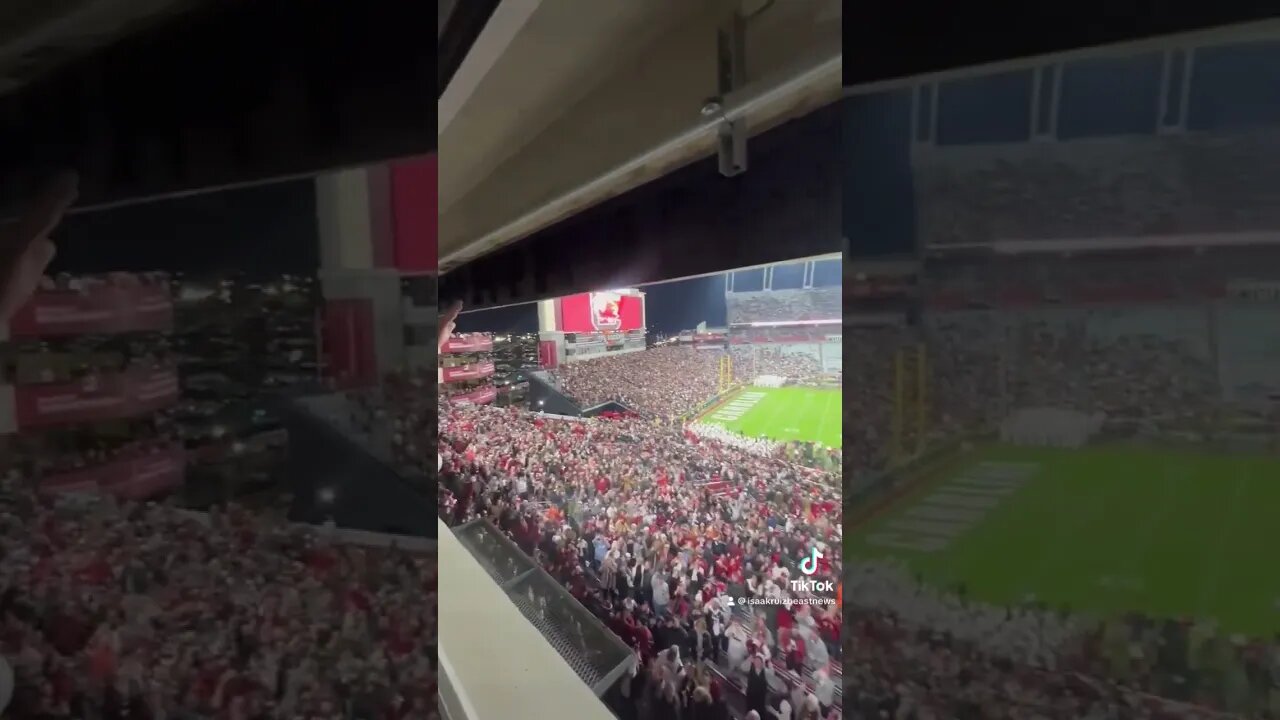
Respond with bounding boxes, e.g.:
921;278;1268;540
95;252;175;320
685;423;779;457
844;302;1222;491
554;344;835;422
925;250;1280;310
555;346;724;419
843;327;908;492
728;348;825;383
913;131;1280;246
729;328;839;345
727;289;841;325
334;375;437;493
845;251;1280;718
0;490;438;720
845;559;1277;719
438;401;842;719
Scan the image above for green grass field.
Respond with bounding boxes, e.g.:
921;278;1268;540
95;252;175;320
701;386;842;448
847;443;1280;635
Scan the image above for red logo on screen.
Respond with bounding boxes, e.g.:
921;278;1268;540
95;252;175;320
590;292;623;330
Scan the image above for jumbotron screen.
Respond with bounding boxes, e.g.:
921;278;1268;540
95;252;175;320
559;291;644;333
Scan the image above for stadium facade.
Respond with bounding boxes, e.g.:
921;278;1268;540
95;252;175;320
726;257;843;377
314;156;437;389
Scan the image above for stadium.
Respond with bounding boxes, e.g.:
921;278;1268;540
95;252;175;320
432;3;846;717
844;21;1280;720
439;258;844;720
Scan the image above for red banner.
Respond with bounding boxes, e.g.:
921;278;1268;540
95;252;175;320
14;366;179;429
559;292;644;333
8;282;173;338
539;340;558;369
323;299;378;388
440;361;495;383
442;334;493;354
41;447;185;500
390;154;438;273
451;386;497;405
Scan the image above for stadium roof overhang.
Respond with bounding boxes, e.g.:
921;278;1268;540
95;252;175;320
436;0;843;273
0;2;1273;218
0;0;203;98
439;2;1280;287
0;2;439;217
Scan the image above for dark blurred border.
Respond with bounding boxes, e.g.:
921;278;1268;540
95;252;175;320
0;1;437;217
844;1;1280;87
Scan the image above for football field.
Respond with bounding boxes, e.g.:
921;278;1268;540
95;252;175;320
702;386;842;448
847;443;1280;635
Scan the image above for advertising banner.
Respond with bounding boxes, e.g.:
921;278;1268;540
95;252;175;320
390;154;438;273
442;334;493;353
451;386;497;405
13;366;180;429
8;283;173;337
441;361;495;383
41;447;185;500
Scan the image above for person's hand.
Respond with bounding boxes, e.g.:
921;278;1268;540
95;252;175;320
0;173;77;321
438;300;462;351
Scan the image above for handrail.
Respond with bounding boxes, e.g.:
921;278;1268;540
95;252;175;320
451;518;637;695
439;518;615;720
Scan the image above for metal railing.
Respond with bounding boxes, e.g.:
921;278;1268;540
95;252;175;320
452;519;638;696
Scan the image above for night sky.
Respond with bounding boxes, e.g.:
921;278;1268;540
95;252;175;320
454;273;729;335
50;181;319;277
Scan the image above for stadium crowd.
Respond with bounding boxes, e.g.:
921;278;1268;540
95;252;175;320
845;250;1280;719
554;345;833;422
685;423;779;457
843;302;1222;491
728;347;825;382
912;133;1280;247
438;401;842;719
845;559;1278;719
554;346;724;419
843;327;908;493
0;488;438;720
726;289;841;325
